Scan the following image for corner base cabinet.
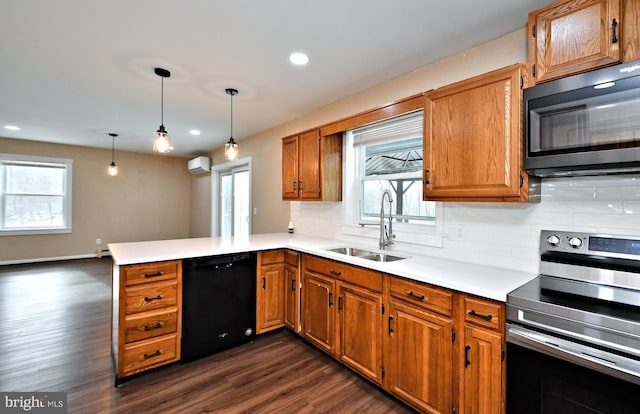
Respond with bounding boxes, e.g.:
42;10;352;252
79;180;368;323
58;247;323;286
112;260;182;383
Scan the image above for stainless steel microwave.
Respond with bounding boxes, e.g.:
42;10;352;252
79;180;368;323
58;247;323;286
524;60;640;177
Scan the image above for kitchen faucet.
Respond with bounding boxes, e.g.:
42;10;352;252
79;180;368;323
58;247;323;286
379;190;394;250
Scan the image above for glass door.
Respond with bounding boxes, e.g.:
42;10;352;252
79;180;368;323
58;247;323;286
218;165;250;237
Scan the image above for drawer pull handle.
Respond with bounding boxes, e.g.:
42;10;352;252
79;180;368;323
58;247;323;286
406;291;425;301
144;295;163;302
143;350;161;359
328;292;333;307
612;18;618;44
144;271;164;278
338;296;343;311
262;277;266;289
143;322;163;331
293;181;297;190
291;279;296;292
330;269;342;276
468;310;493;321
388;315;394;334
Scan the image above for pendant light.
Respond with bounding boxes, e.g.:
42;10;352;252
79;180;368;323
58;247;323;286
224;88;239;161
107;133;119;176
152;67;172;153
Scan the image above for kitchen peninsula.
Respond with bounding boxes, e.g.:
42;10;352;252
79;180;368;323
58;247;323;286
109;233;536;413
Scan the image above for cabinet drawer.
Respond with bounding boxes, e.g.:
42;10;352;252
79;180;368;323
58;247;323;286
122;334;178;376
390;277;453;316
123;308;178;343
261;250;285;265
284;250;299;267
122;260;179;286
464;296;503;331
125;280;178;314
304;255;382;292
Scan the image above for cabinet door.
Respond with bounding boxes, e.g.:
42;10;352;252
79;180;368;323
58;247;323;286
298;130;321;200
302;271;336;354
284;263;299;332
282;136;299;199
424;64;524;201
338;283;383;385
531;0;620;83
463;325;503;414
387;300;453;414
256;264;285;334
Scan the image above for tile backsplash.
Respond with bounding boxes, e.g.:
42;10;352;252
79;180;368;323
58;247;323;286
290;175;640;274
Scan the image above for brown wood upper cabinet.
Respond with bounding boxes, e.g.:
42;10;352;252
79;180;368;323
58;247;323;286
423;63;535;202
528;0;640;84
282;129;342;201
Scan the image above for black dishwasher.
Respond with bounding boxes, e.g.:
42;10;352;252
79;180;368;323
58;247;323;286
181;252;256;363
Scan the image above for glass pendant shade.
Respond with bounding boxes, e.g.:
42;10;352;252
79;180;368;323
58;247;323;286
108;162;119;176
153;125;171;153
225;137;238;161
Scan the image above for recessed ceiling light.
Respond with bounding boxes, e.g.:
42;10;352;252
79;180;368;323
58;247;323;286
289;52;309;66
189;129;201;136
4;125;21;131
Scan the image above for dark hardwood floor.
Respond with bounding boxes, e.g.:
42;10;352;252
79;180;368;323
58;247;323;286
0;258;415;413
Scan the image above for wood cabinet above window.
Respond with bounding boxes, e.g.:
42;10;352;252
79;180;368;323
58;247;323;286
527;0;640;84
423;63;538;202
282;129;342;201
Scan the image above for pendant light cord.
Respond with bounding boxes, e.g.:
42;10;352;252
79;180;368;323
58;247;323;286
111;136;115;163
230;90;233;138
160;76;164;127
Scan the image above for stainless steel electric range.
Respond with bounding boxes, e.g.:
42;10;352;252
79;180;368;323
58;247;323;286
506;230;640;413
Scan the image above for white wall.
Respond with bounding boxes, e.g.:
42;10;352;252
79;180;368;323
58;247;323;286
291;175;640;274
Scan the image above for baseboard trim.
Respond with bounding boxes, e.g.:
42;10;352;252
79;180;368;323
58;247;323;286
0;251;111;266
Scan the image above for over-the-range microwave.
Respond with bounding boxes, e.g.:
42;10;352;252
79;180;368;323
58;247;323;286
524;59;640;177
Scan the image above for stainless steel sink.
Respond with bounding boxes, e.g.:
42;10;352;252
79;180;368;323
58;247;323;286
359;253;406;262
324;246;407;262
325;247;372;257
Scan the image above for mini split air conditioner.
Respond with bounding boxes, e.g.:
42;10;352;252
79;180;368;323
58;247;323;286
188;156;210;174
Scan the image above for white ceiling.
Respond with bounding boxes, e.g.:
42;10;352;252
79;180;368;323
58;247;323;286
0;0;549;157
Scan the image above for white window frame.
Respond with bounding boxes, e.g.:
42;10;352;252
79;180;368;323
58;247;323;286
0;153;73;236
342;113;444;247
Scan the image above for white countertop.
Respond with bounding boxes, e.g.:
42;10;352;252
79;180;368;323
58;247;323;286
108;233;537;302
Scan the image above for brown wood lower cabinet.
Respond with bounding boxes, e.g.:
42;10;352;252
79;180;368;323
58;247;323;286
112;259;182;382
458;294;506;414
338;282;383;385
283;250;301;332
386;300;453;413
297;254;506;414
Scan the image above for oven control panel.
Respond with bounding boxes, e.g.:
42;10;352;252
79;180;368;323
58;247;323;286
541;230;640;259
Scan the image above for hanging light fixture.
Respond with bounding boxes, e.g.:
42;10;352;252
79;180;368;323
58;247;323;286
224;88;239;161
152;67;172;153
107;133;119;176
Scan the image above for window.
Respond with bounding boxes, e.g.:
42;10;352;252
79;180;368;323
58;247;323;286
351;111;435;225
0;154;73;235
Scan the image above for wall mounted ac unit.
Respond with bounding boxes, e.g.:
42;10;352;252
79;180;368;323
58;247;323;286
188;156;210;174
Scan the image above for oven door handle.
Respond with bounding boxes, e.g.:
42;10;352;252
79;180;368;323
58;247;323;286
507;324;640;386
